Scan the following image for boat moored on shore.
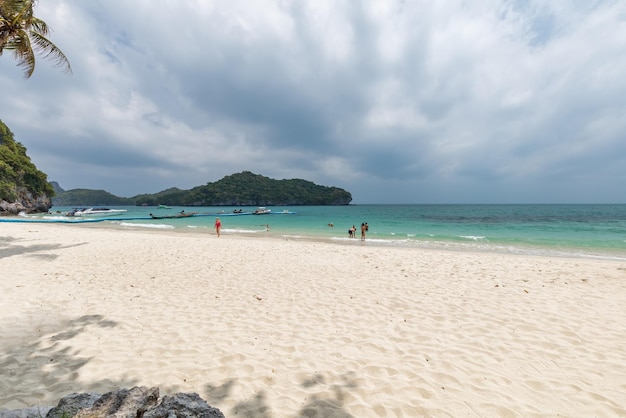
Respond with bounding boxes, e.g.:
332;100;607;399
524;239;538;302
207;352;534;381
149;211;197;219
65;207;127;217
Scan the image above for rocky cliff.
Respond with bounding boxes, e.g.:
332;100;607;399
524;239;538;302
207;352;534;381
1;119;54;215
0;187;52;215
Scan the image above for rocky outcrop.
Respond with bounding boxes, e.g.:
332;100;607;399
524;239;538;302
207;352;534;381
71;386;159;418
143;392;225;418
46;392;101;418
0;187;52;215
0;387;225;418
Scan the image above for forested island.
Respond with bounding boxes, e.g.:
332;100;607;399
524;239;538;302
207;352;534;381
53;171;352;207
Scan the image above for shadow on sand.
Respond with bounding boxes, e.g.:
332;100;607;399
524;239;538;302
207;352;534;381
0;235;87;260
1;310;358;417
204;372;358;418
0;314;136;410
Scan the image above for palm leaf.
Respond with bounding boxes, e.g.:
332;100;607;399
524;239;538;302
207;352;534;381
3;28;36;78
0;0;71;78
30;30;72;75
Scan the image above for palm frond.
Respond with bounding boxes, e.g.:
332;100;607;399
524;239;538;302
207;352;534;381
30;16;48;35
5;29;36;78
0;0;70;78
30;30;72;75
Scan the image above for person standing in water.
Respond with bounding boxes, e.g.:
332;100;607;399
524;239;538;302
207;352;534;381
215;217;222;237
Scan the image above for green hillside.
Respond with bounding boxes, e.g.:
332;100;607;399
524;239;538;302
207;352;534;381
51;172;352;207
51;187;135;206
0;119;54;204
134;171;352;206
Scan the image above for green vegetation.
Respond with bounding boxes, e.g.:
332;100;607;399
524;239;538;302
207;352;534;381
134;171;352;206
0;0;72;78
51;187;134;206
131;187;184;207
0;118;53;202
52;172;352;206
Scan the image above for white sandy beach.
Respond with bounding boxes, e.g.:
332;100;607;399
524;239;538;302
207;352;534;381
1;222;625;417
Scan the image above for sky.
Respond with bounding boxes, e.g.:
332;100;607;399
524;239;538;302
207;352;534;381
1;0;625;204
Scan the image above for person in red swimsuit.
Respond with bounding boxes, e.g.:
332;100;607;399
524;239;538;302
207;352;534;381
215;217;222;237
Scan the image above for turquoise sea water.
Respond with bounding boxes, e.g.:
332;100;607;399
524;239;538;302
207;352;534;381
9;204;626;260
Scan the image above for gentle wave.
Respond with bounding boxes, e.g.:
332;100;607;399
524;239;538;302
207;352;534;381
459;235;487;241
119;222;174;229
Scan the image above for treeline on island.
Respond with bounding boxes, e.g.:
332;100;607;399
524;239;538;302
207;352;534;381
49;183;134;206
132;171;352;206
53;171;352;206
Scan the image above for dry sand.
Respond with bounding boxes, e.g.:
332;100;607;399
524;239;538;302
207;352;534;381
1;222;625;417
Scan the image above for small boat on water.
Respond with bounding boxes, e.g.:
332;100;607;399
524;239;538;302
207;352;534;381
253;207;271;215
157;204;171;209
66;207;127;217
150;211;197;219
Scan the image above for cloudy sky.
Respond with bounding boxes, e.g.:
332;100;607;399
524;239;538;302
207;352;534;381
1;0;625;203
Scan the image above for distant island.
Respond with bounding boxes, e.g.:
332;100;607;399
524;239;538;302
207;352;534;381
51;171;352;207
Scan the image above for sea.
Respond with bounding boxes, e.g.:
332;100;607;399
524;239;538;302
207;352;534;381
8;204;626;261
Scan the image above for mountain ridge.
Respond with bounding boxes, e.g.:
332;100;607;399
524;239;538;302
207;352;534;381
52;171;352;206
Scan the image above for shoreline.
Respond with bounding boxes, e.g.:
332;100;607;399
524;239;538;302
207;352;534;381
94;220;626;262
2;222;626;416
6;216;626;262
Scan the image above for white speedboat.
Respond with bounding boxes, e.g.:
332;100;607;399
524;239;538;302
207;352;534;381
253;207;271;215
66;207;127;217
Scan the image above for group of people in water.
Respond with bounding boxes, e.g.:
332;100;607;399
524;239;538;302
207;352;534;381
348;222;369;240
215;216;368;240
